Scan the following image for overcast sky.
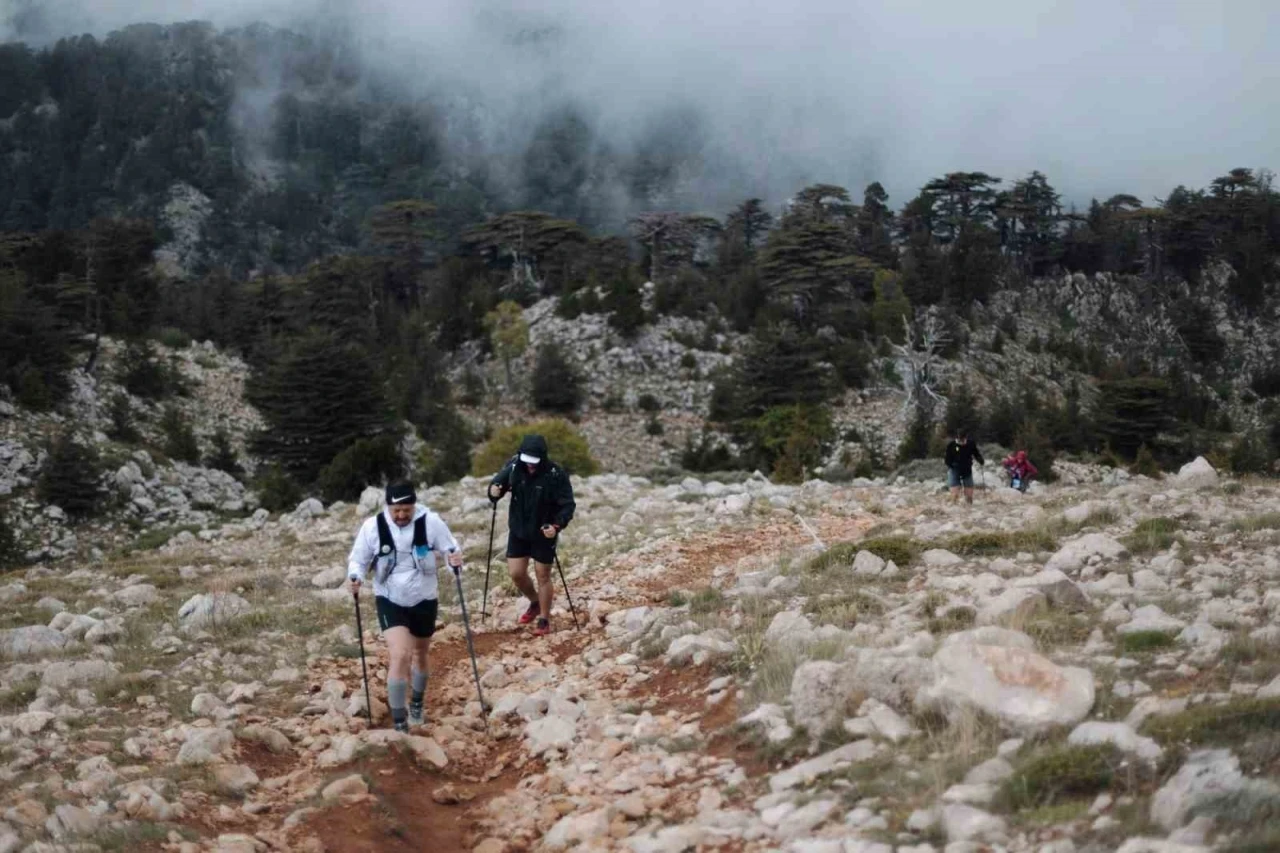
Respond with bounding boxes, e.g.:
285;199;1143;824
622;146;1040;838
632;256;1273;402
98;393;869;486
4;0;1278;211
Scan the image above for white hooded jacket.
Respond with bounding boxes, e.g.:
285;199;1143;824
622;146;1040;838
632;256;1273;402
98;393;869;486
346;505;458;607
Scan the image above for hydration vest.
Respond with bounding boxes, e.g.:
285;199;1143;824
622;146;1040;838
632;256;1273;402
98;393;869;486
370;512;430;583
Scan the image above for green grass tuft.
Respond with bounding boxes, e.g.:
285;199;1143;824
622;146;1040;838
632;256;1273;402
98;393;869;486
1123;517;1181;555
1142;697;1280;751
995;743;1135;812
945;529;1057;556
1231;512;1280;534
1120;630;1177;653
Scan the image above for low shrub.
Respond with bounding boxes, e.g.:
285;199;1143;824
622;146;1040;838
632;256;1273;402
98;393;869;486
471;419;599;477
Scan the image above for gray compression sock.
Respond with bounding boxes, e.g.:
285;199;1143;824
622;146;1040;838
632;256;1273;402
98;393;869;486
411;669;427;702
388;678;408;722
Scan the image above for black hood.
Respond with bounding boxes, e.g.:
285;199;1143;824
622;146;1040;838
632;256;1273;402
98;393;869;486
519;434;549;460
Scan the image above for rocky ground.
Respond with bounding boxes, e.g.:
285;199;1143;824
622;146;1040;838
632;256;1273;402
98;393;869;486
2;458;1280;853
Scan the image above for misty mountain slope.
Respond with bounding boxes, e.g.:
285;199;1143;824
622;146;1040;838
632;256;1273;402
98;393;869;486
0;19;731;276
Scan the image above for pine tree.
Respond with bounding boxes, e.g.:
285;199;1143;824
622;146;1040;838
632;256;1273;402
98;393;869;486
532;342;584;414
944;383;980;439
0;503;21;569
37;433;103;517
738;322;835;418
606;269;646;339
248;329;395;484
205;428;242;476
106;392;139;443
161;406;201;464
1093;378;1174;459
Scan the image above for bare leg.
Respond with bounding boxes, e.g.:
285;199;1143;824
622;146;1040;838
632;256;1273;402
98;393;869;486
411;636;431;678
964;487;975;505
508;556;537;602
385;626;413;682
534;560;554;620
950;486;961;503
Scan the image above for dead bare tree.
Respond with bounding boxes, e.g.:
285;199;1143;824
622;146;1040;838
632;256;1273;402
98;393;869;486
893;310;950;418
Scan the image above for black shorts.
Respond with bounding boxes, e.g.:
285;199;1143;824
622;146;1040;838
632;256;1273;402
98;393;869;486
375;596;438;639
507;532;557;565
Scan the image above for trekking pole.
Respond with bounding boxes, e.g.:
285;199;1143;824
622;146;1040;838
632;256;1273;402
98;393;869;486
481;501;497;622
449;552;490;733
553;553;581;631
352;590;374;726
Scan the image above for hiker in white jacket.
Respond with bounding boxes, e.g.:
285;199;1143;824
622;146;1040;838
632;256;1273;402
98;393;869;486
347;481;461;732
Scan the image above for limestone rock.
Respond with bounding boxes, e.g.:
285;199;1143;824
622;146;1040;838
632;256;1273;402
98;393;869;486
1068;721;1163;763
526;715;577;754
1151;749;1280;831
920;628;1095;731
178;592;251;629
212;764;260;795
0;625;70;658
321;774;368;801
1174;457;1218;490
42;659;119;688
769;740;880;792
1046;534;1129;574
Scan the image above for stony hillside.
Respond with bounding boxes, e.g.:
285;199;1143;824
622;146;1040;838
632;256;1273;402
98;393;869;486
3;456;1279;852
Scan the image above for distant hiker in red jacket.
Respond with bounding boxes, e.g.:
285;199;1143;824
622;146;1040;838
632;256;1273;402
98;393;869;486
1002;450;1038;492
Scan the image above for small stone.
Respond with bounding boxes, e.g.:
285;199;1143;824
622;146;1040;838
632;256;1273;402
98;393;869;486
321;774;368;802
213;764;260;795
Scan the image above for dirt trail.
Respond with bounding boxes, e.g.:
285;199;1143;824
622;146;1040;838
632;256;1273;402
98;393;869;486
267;509;879;852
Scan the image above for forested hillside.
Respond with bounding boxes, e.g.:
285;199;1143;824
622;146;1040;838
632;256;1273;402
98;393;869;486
3;20;1280;544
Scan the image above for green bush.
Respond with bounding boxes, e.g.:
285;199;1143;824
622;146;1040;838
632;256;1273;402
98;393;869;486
316;434;406;502
1230;431;1273;474
156;326;192;349
37;433;104;518
995;744;1127;811
532;342;584;414
471;419;599;478
637;393;661;412
679;352;697;370
749;404;834;484
681;432;739;472
161;406;200;464
1130;444;1162;477
645;415;664;436
254;465;304;513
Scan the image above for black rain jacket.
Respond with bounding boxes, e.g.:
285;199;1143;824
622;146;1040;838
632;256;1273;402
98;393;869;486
489;435;576;540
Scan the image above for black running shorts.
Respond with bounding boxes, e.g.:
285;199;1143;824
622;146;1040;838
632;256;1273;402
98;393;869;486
375;596;438;639
507;532;557;565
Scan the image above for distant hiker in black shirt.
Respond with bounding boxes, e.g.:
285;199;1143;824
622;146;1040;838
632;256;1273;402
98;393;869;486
944;429;985;505
487;434;576;636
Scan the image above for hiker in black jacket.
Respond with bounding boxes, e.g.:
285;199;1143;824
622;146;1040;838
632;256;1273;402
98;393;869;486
487;434;576;636
944;429;985;505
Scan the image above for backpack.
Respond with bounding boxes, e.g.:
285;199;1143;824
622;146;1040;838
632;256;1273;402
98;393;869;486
371;512;429;582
